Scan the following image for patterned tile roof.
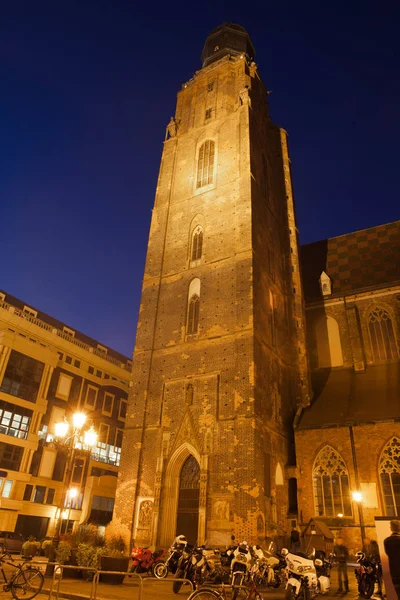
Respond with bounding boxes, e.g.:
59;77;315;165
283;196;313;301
301;220;400;302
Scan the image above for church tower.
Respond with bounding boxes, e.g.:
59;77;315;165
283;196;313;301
113;23;309;546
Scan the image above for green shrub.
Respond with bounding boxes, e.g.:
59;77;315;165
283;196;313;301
76;543;105;578
55;541;72;564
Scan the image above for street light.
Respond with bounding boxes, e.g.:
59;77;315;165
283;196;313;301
53;413;98;543
352;490;366;541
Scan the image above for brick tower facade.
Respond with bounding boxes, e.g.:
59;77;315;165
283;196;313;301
113;23;309;547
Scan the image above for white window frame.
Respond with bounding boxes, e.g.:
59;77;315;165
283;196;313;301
102;393;114;416
23;306;38;318
63;326;75;337
85;385;98;410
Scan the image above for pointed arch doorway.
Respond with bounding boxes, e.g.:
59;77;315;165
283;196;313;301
176;455;200;543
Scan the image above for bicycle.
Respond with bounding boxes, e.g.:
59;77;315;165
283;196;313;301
187;578;266;600
0;546;44;600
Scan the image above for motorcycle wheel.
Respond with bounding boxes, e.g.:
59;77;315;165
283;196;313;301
152;561;168;579
232;573;244;600
358;577;375;599
173;568;185;594
285;584;296;600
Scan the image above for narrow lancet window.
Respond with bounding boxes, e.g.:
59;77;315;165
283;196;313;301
196;140;215;188
191;226;203;261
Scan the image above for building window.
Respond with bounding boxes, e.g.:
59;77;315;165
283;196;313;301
46;488;55;505
98;423;110;444
65;356;72;365
313;445;352;517
187;296;200;335
205;108;212;120
23;306;37;319
88;366;94;375
191;226;204;262
368;307;398;361
118;400;127;421
196;140;215;188
380;437;400;516
1;479;13;498
207;81;214;92
56;374;73;401
33;485;46;504
0;400;32;440
0;350;44;403
115;429;123;448
23;484;33;501
71;458;85;485
63;327;75;338
85;385;98;410
0;443;23;471
102;393;114;416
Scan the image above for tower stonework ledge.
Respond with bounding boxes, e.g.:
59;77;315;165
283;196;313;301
113;23;309;547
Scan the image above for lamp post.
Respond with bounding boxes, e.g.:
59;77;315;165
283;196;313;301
53;412;97;544
352;490;366;542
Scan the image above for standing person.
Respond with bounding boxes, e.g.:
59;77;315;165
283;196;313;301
290;528;301;553
333;537;349;594
384;520;400;600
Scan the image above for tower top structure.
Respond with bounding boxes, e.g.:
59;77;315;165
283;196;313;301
200;22;255;68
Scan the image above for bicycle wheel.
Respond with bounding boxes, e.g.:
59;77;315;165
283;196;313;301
11;567;44;600
187;588;221;600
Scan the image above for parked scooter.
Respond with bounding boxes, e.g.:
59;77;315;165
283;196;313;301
130;545;165;576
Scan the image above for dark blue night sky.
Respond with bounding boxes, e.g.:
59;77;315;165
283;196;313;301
1;0;399;357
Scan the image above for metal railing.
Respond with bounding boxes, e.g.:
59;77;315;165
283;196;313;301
25;560;195;600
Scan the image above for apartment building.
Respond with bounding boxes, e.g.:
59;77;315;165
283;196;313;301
0;290;131;539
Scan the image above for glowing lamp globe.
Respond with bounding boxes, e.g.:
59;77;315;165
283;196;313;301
352;491;363;503
72;412;87;429
55;421;69;438
84;426;97;447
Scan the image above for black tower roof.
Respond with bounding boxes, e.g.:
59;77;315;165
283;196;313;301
201;23;255;68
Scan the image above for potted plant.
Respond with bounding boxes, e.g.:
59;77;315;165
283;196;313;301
100;524;130;584
55;541;72;565
22;538;41;558
77;543;105;581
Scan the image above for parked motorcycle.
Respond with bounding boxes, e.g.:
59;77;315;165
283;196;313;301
354;551;382;599
250;545;282;589
173;543;203;594
130;545;165;576
153;535;187;579
282;547;330;600
230;541;253;600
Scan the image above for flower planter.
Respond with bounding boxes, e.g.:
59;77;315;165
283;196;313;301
100;555;130;584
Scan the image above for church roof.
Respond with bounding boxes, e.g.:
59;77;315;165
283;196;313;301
301;220;400;302
297;362;400;430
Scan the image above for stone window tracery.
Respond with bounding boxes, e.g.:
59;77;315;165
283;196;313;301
191;226;203;262
196;140;215;188
379;437;400;516
368;308;398;361
313;445;352;517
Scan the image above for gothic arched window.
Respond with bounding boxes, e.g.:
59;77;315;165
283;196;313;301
196;140;215;188
187;296;200;335
313;445;352;517
379;437;400;516
185;384;194;405
187;279;200;335
368;308;398;361
191;226;203;261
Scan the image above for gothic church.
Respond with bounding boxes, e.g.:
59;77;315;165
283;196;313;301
113;23;400;550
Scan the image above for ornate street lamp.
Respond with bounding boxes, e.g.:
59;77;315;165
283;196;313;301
352;490;366;541
53;413;98;544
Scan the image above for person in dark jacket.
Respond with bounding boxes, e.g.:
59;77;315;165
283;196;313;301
384;520;400;600
333;537;349;594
